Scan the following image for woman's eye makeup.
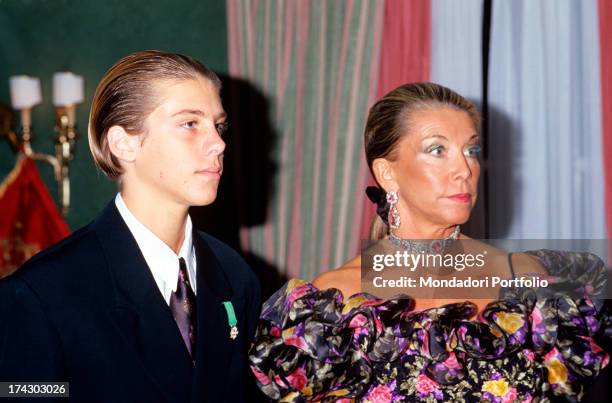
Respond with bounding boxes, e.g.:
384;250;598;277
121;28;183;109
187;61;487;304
425;144;445;155
465;144;482;157
423;142;482;158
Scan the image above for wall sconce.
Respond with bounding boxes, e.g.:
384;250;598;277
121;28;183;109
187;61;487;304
2;73;84;217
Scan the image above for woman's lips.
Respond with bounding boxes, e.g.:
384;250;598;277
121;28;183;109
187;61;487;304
447;193;471;203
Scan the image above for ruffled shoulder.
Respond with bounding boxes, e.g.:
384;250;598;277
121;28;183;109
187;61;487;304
249;279;419;400
519;250;607;306
249;251;611;402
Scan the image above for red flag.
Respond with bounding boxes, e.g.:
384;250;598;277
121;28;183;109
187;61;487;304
0;154;70;278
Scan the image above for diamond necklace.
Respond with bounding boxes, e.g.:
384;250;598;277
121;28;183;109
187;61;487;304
388;225;460;254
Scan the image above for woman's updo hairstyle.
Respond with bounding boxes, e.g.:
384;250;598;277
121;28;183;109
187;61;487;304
364;82;481;239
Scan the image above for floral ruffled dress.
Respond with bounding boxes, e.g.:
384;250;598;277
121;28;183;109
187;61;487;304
249;250;610;402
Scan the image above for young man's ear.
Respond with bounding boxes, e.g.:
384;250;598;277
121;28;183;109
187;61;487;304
372;158;398;192
107;126;140;163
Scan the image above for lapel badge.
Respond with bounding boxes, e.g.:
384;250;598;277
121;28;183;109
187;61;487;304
222;301;238;341
230;326;239;340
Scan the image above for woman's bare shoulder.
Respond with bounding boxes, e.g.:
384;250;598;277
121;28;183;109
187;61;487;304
510;252;547;276
461;237;547;276
312;255;362;297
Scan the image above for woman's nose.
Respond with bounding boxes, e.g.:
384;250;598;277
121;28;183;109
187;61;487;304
451;151;472;180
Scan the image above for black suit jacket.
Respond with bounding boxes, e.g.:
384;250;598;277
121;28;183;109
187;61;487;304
0;201;262;402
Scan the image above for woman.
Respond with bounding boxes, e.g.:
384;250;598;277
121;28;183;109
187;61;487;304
0;51;261;402
249;83;609;402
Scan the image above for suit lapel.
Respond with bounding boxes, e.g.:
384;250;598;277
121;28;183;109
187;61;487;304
94;202;193;403
191;232;237;402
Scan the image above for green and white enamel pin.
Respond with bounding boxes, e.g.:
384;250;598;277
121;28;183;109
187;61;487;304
222;301;239;340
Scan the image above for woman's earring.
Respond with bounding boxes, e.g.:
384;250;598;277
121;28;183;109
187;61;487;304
386;190;400;229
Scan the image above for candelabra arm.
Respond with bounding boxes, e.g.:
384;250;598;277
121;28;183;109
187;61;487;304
26;151;62;181
54;108;77;217
0;103;19;150
60;165;70;217
1;102;77;218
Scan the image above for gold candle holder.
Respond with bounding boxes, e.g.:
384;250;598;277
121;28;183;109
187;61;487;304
54;105;78;217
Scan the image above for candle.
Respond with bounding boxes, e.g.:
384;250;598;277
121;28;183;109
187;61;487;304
9;76;42;110
53;72;84;107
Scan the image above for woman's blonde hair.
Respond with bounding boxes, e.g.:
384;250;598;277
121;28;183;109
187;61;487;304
88;50;221;179
364;82;481;239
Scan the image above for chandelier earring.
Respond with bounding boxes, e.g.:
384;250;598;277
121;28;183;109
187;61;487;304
386;190;400;230
365;187;460;253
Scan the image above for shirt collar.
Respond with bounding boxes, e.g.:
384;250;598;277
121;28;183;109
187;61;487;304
114;193;197;302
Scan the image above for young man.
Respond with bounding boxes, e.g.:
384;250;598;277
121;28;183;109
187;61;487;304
0;51;261;402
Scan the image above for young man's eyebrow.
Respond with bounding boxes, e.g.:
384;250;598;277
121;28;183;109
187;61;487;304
172;109;206;117
172;109;227;120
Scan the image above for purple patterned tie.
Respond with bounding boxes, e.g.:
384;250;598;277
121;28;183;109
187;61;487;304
170;257;197;361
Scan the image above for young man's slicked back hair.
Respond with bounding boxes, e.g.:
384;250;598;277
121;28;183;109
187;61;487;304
88;50;221;179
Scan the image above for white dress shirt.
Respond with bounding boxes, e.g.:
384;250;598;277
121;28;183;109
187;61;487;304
115;193;197;304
